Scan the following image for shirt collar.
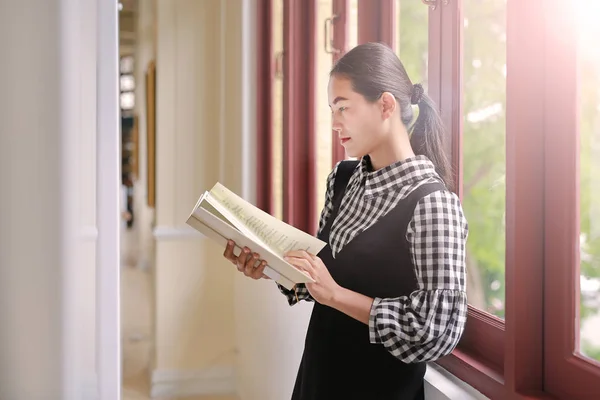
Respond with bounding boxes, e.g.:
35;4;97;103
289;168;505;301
359;155;440;198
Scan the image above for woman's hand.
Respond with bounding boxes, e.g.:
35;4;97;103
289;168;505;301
284;250;341;306
223;240;270;280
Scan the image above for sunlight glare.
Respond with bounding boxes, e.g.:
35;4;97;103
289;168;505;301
575;0;600;62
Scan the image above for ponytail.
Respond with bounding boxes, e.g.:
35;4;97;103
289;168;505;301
408;84;453;191
329;43;454;190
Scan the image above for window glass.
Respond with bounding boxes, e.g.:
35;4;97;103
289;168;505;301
462;0;507;319
272;0;284;220
577;0;600;364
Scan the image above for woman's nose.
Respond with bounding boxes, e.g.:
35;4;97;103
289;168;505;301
332;118;342;132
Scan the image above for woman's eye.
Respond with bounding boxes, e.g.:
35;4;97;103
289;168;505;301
339;106;347;112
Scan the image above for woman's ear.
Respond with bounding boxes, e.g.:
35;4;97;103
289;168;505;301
380;92;397;119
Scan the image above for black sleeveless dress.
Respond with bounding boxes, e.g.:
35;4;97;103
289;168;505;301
291;161;443;400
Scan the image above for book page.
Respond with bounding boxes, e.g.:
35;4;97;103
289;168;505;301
186;184;317;288
199;195;239;231
186;207;304;289
208;183;326;257
203;195;271;251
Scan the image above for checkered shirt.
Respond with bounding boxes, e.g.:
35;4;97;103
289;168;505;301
277;155;469;363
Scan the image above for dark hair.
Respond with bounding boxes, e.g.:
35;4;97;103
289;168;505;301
330;42;453;190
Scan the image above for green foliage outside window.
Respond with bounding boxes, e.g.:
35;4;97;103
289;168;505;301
396;0;600;362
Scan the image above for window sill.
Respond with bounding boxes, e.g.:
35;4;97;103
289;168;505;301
425;363;489;400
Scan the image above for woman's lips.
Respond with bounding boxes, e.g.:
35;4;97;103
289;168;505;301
340;137;350;144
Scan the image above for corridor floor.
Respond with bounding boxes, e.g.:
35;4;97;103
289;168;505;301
121;225;237;400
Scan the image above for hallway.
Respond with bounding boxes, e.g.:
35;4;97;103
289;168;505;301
120;227;238;400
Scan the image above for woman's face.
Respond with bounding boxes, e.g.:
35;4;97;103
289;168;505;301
327;75;389;159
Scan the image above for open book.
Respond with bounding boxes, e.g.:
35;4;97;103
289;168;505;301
186;183;327;290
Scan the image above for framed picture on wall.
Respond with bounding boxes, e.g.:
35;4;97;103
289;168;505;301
145;60;156;208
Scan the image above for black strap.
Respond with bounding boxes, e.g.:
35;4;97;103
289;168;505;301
332;160;360;213
396;182;445;249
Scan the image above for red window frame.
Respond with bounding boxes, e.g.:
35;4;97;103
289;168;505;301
331;0;349;165
256;0;600;398
282;0;318;235
256;0;273;215
543;0;600;397
433;0;508;394
256;0;319;235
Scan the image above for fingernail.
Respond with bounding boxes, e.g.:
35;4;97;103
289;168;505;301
244;248;249;253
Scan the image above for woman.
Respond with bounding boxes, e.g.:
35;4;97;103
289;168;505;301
223;42;468;400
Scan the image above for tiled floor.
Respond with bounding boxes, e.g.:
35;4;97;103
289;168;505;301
120;226;238;400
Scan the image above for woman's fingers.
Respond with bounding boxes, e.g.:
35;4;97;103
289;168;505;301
244;252;260;277
250;260;268;280
236;247;252;271
285;256;316;280
224;242;270;280
223;240;237;263
285;251;318;268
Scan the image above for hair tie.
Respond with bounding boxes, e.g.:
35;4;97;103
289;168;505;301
411;83;424;105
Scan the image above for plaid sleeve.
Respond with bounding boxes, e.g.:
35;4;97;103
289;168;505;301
276;162;341;305
368;190;469;363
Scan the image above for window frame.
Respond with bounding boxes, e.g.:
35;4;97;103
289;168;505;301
355;0;512;392
331;0;350;166
255;0;600;397
427;1;508;392
256;0;274;215
282;0;318;235
543;0;600;397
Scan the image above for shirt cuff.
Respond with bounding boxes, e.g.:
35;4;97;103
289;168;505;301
368;297;384;344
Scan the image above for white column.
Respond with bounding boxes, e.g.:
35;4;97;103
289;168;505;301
96;0;122;399
0;0;117;399
0;1;64;396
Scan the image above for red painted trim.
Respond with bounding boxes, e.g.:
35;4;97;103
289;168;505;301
439;0;463;196
436;0;507;382
379;0;396;50
459;306;504;371
437;349;506;399
503;0;546;395
357;1;378;45
283;0;318;234
544;0;600;397
255;0;273;213
357;0;395;47
331;0;349;166
437;351;559;400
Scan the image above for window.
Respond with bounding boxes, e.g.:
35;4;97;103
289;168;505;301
255;0;274;215
316;0;334;223
544;0;600;397
395;0;428;90
255;0;600;397
461;0;507;319
577;0;600;365
273;0;284;221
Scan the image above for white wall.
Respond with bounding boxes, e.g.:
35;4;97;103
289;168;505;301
233;1;314;399
151;0;237;397
147;1;314;398
0;0;120;399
